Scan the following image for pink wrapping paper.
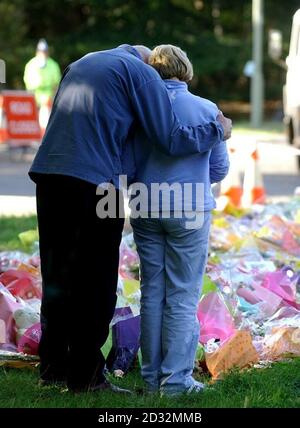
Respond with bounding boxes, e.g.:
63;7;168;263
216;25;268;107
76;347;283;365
197;292;236;345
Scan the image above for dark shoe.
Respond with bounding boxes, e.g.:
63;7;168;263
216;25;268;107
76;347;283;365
69;380;133;394
39;378;67;387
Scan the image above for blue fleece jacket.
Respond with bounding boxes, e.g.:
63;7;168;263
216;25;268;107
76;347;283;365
29;45;224;187
124;80;229;212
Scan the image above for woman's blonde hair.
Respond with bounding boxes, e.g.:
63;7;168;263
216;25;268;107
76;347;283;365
149;44;193;82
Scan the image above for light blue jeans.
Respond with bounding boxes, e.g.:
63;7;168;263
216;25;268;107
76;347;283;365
130;212;211;394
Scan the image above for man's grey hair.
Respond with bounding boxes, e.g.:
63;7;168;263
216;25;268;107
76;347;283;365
149;44;194;82
133;45;152;64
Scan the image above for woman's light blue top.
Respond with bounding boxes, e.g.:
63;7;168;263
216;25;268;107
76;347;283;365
124;80;230;212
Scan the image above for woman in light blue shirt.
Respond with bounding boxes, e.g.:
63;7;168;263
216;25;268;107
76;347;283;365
128;45;230;395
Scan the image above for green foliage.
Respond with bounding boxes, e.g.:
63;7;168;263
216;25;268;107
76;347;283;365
1;0;300;102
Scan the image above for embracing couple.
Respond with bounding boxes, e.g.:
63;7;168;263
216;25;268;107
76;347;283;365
29;44;231;395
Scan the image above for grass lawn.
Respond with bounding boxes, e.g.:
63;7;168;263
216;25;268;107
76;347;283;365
0;215;37;251
1;360;300;408
1;215;300;408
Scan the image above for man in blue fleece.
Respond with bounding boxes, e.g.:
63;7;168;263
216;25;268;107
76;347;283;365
29;44;232;393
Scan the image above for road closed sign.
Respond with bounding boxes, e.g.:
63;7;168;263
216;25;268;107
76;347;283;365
0;90;41;145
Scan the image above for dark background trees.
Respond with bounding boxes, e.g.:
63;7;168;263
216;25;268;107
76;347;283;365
1;0;299;107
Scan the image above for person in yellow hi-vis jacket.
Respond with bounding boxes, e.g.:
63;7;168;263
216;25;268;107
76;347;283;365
24;39;61;130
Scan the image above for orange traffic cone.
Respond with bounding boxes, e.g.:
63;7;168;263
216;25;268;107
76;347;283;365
220;148;243;207
241;147;266;207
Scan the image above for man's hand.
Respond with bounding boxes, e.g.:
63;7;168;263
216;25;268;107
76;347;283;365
217;111;232;140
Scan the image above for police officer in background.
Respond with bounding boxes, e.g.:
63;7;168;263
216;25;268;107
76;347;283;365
24;39;61;129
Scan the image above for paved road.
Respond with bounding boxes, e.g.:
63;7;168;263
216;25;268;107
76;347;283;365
229;132;300;199
0;131;299;215
0;148;36;197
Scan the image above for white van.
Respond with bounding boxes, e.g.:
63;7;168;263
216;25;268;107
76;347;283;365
283;9;300;167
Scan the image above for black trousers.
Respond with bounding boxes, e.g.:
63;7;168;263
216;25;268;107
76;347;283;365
35;174;124;389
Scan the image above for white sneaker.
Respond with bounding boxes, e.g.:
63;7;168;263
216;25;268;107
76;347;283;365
186;381;206;394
